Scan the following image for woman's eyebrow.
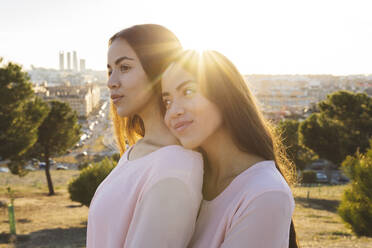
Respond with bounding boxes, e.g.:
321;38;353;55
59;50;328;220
107;56;134;69
115;56;134;65
176;80;195;91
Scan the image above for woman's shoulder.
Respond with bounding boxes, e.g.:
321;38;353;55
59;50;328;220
154;145;203;164
136;145;203;176
236;160;293;199
228;161;295;216
146;145;204;194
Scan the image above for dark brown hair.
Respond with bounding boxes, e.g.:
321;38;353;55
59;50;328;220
169;50;300;248
108;24;183;155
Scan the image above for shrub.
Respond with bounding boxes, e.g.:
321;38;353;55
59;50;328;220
338;139;372;237
93;154;105;162
68;157;116;207
301;170;317;184
111;153;120;163
78;161;91;170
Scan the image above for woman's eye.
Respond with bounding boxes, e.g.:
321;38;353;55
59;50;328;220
163;99;172;109
120;65;131;72
184;88;195;96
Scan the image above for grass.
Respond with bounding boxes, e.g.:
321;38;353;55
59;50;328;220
292;184;372;247
0;170;87;248
1;172;372;247
54;155;78;164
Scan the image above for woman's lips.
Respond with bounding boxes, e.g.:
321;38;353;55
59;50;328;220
111;95;124;103
173;120;194;133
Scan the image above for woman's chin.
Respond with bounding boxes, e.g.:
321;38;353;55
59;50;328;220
116;108;131;118
180;139;199;150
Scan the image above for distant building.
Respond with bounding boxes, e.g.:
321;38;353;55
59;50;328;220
248;79;313;114
244;74;372;121
90;82;100;108
33;81;49;97
34;83;101;117
80;59;86;72
59;51;64;71
245;75;332;121
67;52;71;70
73;51;78;71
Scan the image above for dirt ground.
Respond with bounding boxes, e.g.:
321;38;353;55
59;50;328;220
1;170;372;248
0;170;87;248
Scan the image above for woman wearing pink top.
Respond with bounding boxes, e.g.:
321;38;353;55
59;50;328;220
162;50;300;248
86;25;204;247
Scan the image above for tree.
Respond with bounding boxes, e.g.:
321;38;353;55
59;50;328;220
299;113;345;165
0;59;49;174
299;90;372;166
318;90;372;152
68;157;115;207
338;139;372;237
31;100;81;195
277;119;318;170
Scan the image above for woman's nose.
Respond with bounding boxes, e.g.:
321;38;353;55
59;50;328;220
170;102;185;118
107;72;120;89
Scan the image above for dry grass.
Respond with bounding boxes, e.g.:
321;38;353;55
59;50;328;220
54;155;78;164
292;185;372;247
0;172;371;247
0;170;87;248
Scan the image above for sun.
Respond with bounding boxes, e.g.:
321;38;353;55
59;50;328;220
182;37;211;53
187;45;208;53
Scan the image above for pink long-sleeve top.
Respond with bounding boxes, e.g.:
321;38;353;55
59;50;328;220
86;145;203;248
189;160;295;248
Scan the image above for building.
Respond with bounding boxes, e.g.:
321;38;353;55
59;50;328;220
90;82;100;108
245;75;330;121
34;83;101;117
73;51;78;72
247;78;314;114
67;52;71;70
80;59;86;72
57;50;87;72
59;51;64;71
244;74;372;121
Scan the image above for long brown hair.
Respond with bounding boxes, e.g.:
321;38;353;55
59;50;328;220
108;24;183;155
170;50;300;248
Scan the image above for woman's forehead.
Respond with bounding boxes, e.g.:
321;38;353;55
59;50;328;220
108;39;136;62
163;63;194;83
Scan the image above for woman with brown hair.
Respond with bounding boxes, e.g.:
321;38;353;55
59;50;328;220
162;50;300;247
86;25;204;247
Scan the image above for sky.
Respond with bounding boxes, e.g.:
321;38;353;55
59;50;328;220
1;0;372;75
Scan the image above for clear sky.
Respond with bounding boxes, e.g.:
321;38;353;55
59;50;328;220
1;0;372;75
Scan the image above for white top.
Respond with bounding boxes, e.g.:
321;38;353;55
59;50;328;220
86;145;204;248
189;160;295;248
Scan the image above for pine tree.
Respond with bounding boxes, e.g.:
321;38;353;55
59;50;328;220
299;90;372;166
31;100;81;195
0;58;48;175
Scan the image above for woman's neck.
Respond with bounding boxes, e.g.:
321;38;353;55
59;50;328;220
201;127;265;185
137;95;179;147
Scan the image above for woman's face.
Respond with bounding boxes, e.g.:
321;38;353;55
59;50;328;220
107;38;154;117
162;63;223;149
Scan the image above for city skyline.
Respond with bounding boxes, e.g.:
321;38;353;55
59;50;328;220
1;0;372;75
58;50;86;72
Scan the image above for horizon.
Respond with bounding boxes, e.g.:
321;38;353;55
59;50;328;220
20;65;372;77
1;0;372;75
